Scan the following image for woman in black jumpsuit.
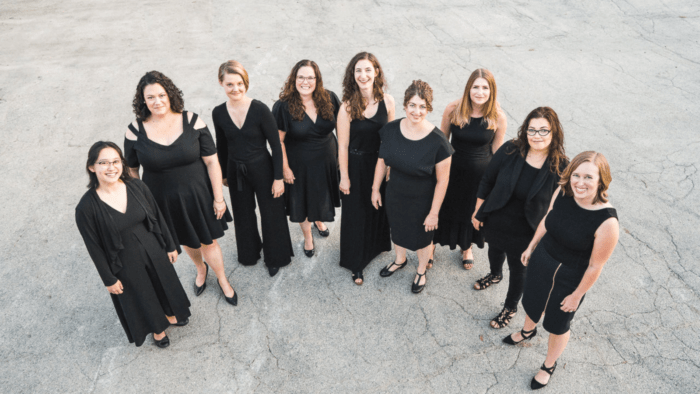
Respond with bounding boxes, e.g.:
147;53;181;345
213;60;293;277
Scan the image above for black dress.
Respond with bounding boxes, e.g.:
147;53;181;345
339;100;392;272
75;180;191;347
522;193;618;335
272;91;342;223
378;119;454;251
124;112;232;250
213;100;294;268
434;118;494;250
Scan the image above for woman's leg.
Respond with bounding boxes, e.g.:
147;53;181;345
183;246;207;287
504;250;527;310
301;220;313;250
415;244;431;285
508;313;538;342
314;220;327;232
533;331;570;385
199;240;234;298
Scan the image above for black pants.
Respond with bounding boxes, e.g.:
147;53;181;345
488;245;527;310
227;154;293;268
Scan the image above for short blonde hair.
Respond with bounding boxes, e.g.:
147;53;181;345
218;60;249;90
559;151;612;204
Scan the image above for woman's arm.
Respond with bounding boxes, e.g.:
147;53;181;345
424;157;452;232
125;126;141;179
370;158;387;209
521;187;560;265
337;103;351;195
560;217;620;312
212;109;229;187
440;100;459;140
385;94;396;122
278;130;295;184
75;207;122;293
491;108;507;153
202;154;226;219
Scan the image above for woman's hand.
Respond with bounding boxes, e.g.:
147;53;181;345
222;178;228;187
560;293;583;313
424;213;439;232
107;280;124;295
167;251;178;264
213;199;227;220
471;213;482;231
339;177;351;195
272;179;285;198
521;247;533;266
371;189;382;210
385;167;391;182
283;166;295;184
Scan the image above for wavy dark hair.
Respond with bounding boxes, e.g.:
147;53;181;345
342;52;386;121
510;107;568;176
86;141;132;189
132;71;184;121
450;68;499;130
278;60;335;122
559;151;612;204
403;80;434;112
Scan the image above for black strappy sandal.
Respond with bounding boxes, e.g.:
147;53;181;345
502;327;538;345
490;306;517;329
474;273;503;290
379;259;407;277
411;272;427;293
531;361;557;390
352;271;364;285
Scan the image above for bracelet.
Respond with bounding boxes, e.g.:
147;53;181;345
214;198;225;203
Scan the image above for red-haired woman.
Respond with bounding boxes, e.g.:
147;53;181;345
504;152;619;390
434;69;507;269
337;52;395;285
213;60;294;277
273;60;341;257
472;107;568;328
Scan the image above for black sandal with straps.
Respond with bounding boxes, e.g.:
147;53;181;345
379;259;407;277
531;361;557;390
411;272;427;293
502;327;538;345
474;273;503;290
490;306;517;329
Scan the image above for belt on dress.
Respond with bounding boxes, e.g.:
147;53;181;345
233;160;248;191
349;148;378;156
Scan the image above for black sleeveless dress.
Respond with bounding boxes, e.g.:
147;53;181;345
434;118;494;250
339;100;392;272
124;112;232;250
522;193;618;335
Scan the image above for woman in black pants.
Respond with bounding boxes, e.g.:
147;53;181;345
213;60;294;277
472;107;568;328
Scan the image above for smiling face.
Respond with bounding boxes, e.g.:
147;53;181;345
295;66;316;96
570;161;601;201
89;147;123;187
143;83;171;116
220;73;247;102
470;77;490;106
404;95;428;124
354;59;376;90
526;118;553;152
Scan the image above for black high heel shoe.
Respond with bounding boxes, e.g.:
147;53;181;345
379;259;407;277
268;266;280;277
531;361;557;390
502;327;537;345
352;271;364;285
218;281;238;306
194;262;208;296
172;318;189;327
313;222;330;237
153;334;170;348
304;238;315;258
411;271;427;293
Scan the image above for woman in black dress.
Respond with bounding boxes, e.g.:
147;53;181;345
337;52;395;285
472;107;568;328
124;71;237;306
273;60;341;257
504;152;619;390
76;142;191;348
372;80;454;293
434;69;507;269
213;60;294;277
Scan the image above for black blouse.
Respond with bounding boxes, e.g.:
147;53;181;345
378;119;454;177
272;90;341;149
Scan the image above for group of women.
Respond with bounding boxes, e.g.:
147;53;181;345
75;52;619;390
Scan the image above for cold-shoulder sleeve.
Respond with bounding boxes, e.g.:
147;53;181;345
75;199;119;287
190;112;217;157
258;102;284;180
433;129;454;164
124;124;140;168
272;100;290;132
212;105;229;179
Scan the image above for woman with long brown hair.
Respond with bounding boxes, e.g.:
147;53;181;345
434;68;507;270
337;52;395;285
273;60;341;257
472;107;568;328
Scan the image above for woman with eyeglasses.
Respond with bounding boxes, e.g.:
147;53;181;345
472;107;568;329
273;60;341;257
76;141;191;348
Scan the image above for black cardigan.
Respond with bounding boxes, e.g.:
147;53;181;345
75;179;176;286
475;141;566;230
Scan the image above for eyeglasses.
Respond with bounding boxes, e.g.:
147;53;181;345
97;160;123;168
297;76;316;82
526;128;551;136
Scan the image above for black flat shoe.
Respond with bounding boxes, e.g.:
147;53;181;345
503;327;537;345
379;259;408;277
313;223;330;237
194;262;209;296
268;266;280;277
218;282;238;306
352;271;364;285
172;318;189;327
304;238;315;257
531;361;557;390
153;334;170;348
411;271;427;294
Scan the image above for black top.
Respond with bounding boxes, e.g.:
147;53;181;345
213;99;284;180
475;141;567;230
349;100;387;153
541;193;618;270
379;119;454;177
272;90;341;150
450;117;494;158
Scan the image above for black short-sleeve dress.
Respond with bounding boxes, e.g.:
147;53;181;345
272;91;341;223
378;119;454;251
522;193;618;335
124;112;232;250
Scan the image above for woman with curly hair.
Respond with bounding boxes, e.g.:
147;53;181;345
124;71;238;307
273;60;341;257
372;80;454;293
336;52;395;285
472;107;568;328
433;69;507;270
